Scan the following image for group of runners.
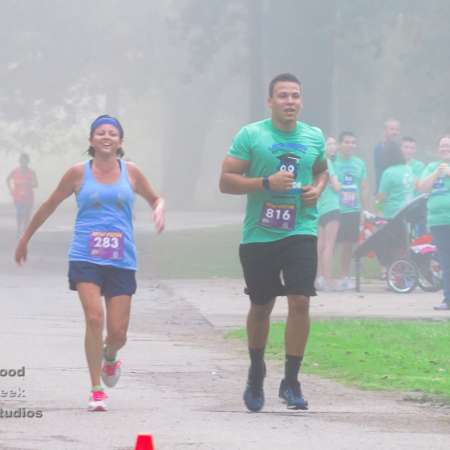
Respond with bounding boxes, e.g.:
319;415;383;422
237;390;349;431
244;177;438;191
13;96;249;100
10;73;450;414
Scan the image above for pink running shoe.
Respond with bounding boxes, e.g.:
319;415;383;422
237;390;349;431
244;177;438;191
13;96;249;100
101;359;122;388
88;390;108;412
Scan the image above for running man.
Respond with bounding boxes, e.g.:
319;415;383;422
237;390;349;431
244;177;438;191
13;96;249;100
6;153;38;238
15;115;165;411
334;131;369;290
219;73;328;412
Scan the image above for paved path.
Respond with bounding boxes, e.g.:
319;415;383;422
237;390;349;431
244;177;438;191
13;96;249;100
0;215;449;450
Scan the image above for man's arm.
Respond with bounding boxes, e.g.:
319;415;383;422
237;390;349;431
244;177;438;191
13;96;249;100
219;156;294;194
300;159;328;207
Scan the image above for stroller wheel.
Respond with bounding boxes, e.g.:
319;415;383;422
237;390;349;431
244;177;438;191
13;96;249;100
417;258;443;292
387;259;417;293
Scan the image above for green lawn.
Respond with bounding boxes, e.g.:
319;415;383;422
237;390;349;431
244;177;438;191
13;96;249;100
142;224;382;279
228;319;450;400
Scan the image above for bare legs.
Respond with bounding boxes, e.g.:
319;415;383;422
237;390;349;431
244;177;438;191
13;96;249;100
247;294;310;357
77;282;131;388
317;219;340;288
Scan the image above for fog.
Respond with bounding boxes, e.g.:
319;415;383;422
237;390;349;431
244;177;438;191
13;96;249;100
1;0;449;210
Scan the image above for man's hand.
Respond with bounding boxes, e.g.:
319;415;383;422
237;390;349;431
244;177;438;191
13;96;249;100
268;171;295;192
300;185;321;207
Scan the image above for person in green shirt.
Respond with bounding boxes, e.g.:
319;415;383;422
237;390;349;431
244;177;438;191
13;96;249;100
334;131;369;290
401;136;425;191
219;73;328;412
377;141;415;219
317;136;341;291
417;135;450;311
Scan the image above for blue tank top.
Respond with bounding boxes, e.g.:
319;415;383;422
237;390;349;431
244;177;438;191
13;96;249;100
68;160;136;270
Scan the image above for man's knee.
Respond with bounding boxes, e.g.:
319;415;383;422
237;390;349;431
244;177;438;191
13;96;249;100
287;295;310;316
249;300;275;321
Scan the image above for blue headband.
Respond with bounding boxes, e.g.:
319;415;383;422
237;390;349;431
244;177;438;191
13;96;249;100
90;116;124;138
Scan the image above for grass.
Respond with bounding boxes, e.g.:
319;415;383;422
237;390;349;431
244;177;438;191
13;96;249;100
142;225;242;279
141;224;382;279
228;319;450;400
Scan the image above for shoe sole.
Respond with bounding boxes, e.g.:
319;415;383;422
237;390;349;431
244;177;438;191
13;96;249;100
280;397;309;410
88;403;107;412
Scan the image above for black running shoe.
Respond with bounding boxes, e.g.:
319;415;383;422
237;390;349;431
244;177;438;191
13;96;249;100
279;379;308;410
243;365;265;412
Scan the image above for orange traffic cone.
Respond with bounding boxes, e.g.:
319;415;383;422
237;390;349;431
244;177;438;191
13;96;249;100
135;434;154;450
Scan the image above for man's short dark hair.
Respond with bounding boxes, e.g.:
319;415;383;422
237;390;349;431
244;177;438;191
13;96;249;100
402;136;416;144
338;131;356;143
269;73;301;97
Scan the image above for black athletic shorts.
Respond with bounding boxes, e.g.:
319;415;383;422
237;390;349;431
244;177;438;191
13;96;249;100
239;235;317;305
319;209;340;227
336;212;361;243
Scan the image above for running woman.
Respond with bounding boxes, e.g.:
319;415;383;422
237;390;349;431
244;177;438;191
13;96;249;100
316;136;341;291
6;153;38;238
417;135;450;311
220;73;328;412
15;115;165;411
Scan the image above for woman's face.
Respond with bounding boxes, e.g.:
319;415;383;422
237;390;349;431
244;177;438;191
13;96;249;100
326;137;337;158
89;124;122;156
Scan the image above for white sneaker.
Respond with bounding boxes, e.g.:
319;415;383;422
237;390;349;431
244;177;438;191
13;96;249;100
88;390;108;412
315;276;325;291
101;359;122;388
336;277;355;291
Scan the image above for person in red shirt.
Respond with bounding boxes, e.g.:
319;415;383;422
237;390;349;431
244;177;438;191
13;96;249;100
6;153;38;237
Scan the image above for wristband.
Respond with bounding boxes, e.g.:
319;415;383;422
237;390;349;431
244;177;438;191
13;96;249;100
262;176;270;191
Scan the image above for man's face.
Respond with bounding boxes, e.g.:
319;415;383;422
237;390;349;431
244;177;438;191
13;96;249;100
401;141;416;161
384;120;400;142
339;136;357;157
326;137;337;158
438;137;450;162
268;81;303;124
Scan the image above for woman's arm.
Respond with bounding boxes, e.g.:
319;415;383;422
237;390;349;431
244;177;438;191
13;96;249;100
15;166;80;264
417;164;449;193
127;163;165;233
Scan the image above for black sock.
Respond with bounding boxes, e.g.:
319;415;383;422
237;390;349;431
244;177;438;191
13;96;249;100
249;348;265;380
285;354;303;384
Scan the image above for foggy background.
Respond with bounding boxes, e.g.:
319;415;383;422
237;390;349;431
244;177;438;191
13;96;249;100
1;0;449;210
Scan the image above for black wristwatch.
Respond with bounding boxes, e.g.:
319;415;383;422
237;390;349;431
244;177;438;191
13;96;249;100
262;176;270;191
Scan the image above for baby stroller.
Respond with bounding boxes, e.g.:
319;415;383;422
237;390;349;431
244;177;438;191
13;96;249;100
353;194;442;293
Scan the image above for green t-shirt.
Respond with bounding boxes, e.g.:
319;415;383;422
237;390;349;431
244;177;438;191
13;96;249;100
420;161;450;227
318;158;340;216
228;119;326;244
378;164;415;219
333;154;367;214
408;158;425;179
408;158;425;197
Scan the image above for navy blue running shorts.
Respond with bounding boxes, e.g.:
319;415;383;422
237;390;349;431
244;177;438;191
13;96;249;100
68;261;137;298
239;235;317;305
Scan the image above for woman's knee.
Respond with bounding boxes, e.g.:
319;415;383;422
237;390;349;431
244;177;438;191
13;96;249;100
85;312;104;332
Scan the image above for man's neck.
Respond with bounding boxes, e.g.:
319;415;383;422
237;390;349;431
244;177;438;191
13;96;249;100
271;117;297;132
